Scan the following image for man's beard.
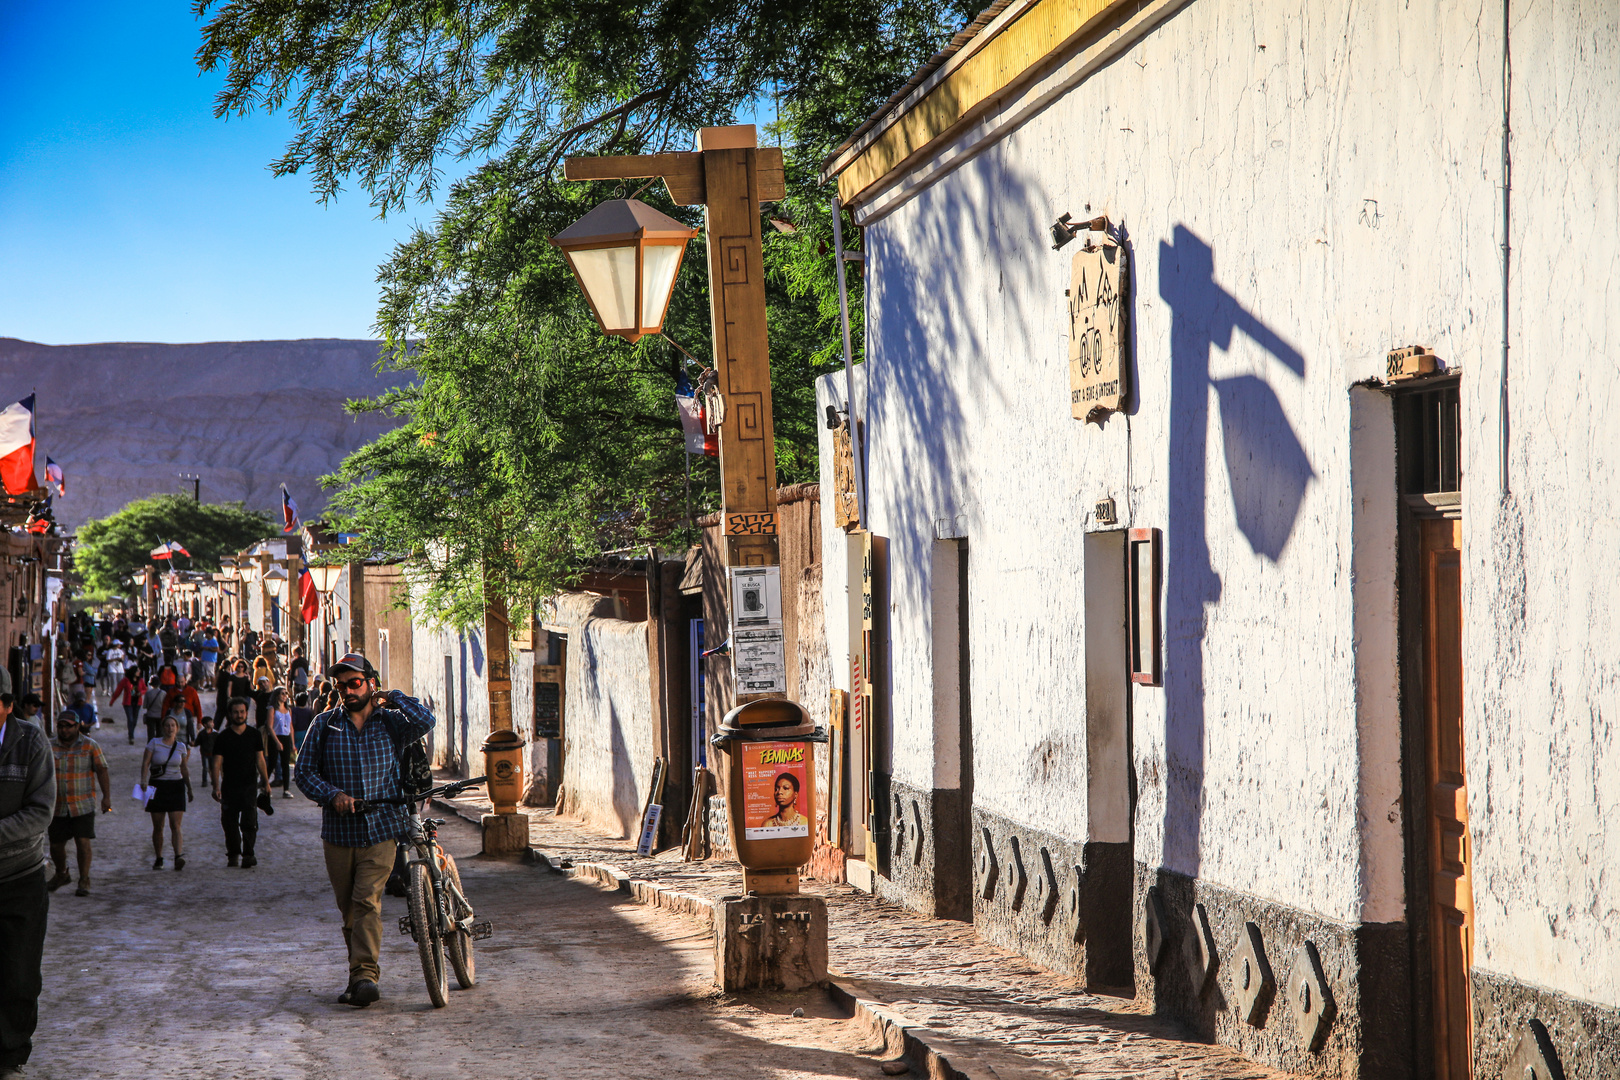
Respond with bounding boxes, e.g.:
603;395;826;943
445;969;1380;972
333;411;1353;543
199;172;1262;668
343;693;369;714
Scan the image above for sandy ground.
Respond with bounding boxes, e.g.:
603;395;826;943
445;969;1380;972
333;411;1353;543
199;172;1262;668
30;719;888;1080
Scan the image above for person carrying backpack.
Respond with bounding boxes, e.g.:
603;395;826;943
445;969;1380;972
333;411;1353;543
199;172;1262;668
293;653;435;1009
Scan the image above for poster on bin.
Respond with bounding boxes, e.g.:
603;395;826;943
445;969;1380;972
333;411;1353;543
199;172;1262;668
741;741;810;841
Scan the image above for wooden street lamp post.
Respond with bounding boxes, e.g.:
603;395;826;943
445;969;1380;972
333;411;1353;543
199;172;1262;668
559;125;786;577
558;126;827;991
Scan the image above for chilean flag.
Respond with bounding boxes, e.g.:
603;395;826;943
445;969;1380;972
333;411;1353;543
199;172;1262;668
0;395;36;496
150;542;173;560
282;484;299;534
44;456;63;496
167;541;190;558
299;567;320;623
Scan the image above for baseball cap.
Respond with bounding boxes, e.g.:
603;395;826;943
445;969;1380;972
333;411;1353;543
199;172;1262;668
326;652;376;679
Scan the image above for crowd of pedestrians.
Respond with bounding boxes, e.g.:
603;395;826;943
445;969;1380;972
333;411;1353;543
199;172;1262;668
30;611;343;885
1;606;443;1076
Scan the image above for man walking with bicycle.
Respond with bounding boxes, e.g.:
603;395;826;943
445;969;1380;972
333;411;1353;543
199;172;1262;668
294;653;435;1008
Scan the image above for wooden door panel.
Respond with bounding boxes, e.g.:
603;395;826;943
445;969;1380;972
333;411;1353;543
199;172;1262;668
1423;517;1472;1080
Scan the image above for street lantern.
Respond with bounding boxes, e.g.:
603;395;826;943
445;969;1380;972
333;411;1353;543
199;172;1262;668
263;566;287;599
239;560;261;586
550;199;697;342
308;563;343;593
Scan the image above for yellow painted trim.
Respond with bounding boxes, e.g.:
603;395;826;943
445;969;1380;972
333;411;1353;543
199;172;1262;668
837;0;1124;204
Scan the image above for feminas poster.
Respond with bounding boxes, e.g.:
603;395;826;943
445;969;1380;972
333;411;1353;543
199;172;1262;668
741;741;810;840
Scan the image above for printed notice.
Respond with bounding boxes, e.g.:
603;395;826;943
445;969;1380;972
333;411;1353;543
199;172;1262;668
733;626;787;694
728;566;783;628
741;741;811;840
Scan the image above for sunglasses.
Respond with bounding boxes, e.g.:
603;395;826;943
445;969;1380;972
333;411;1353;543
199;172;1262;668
337;677;370;691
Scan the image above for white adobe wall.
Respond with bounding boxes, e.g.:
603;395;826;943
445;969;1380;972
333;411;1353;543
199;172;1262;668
408;613;489;777
544;594;655;840
1464;0;1620;1008
850;0;1504;929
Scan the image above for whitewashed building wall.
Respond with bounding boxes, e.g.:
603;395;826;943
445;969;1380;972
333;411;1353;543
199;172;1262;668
818;0;1618;1075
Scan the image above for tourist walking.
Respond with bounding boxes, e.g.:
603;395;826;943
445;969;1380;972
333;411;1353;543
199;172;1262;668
139;717;191;870
294;653;435;1007
267;689;295;797
289;646;310;697
46;711;111;897
140;679;167;743
102;637;127;695
0;690;54;1080
211;698;270;868
198;629;219;689
109;669;146;745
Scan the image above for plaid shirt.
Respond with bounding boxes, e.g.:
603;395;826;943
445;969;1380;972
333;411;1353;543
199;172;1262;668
294;690;434;847
52;737;106;817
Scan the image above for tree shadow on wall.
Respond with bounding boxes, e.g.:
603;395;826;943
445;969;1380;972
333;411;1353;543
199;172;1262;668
1157;224;1312;878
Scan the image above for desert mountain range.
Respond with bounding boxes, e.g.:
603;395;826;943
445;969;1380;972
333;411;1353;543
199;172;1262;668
0;338;408;533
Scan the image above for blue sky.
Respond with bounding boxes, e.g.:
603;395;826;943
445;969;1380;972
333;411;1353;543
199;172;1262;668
0;2;437;345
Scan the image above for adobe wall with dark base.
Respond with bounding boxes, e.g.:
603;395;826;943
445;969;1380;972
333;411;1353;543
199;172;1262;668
1127;864;1412;1080
875;778;973;922
1472;970;1620;1080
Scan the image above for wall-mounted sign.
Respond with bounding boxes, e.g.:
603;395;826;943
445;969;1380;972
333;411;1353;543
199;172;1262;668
832;422;859;530
1068;238;1128;422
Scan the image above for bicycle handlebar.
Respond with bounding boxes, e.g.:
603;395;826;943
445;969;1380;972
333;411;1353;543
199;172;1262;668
351;775;488;811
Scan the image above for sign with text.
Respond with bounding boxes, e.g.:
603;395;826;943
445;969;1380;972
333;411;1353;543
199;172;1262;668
728;566;783;628
1068;239;1128;421
733;626;787;694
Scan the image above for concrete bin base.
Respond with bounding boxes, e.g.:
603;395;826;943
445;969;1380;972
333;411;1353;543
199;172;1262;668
713;894;827;992
481;812;530;856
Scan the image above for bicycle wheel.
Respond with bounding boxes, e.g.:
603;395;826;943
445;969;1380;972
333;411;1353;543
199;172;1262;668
406;861;449;1008
440;853;476;988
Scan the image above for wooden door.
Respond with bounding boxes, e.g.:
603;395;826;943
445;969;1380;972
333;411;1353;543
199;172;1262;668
1423;518;1472;1080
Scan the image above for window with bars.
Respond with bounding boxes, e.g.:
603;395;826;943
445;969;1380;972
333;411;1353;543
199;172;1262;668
1396;380;1461;496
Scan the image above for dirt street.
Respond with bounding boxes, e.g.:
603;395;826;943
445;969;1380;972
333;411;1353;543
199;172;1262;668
31;726;882;1080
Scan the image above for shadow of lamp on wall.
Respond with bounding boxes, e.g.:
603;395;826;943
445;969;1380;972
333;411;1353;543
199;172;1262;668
1157;224;1313;879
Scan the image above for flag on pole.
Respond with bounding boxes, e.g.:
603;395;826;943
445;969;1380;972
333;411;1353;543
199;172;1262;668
44;456;63;496
150;542;174;560
299;567;320;624
282;484;299;534
0;395;36;495
167;541;190;558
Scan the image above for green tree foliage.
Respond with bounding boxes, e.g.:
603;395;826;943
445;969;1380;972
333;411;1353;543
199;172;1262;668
196;0;974;624
76;494;278;598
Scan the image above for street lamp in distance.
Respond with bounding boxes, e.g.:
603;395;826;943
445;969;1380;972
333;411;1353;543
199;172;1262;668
549;199;697;343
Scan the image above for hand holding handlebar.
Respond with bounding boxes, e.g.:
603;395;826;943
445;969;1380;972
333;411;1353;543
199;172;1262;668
350;776;488;812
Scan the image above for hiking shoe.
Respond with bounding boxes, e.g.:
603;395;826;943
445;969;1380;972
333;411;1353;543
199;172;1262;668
174;855;185;871
349;980;380;1007
226;856;239;868
337;983;354;1005
241;856;257;869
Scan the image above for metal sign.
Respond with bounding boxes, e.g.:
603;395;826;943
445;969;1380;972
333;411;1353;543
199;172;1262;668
1068;238;1128;421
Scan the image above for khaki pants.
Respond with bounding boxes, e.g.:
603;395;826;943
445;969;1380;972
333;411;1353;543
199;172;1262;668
322;839;395;984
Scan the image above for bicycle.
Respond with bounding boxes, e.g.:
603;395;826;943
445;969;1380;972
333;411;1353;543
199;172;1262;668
354;775;493;1008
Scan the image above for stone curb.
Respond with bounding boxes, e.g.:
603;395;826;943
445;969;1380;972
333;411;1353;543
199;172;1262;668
429;797;1022;1080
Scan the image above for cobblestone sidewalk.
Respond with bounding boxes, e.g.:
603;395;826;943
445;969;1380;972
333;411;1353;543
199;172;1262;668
435;783;1291;1080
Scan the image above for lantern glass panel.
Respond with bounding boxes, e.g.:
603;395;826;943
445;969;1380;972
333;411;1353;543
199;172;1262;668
641;243;684;327
569;245;638;333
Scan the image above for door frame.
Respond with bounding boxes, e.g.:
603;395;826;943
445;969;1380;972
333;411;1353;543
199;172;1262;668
1392;373;1467;1077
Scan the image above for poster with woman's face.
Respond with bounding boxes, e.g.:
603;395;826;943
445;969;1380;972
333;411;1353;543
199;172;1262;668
742;741;810;840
